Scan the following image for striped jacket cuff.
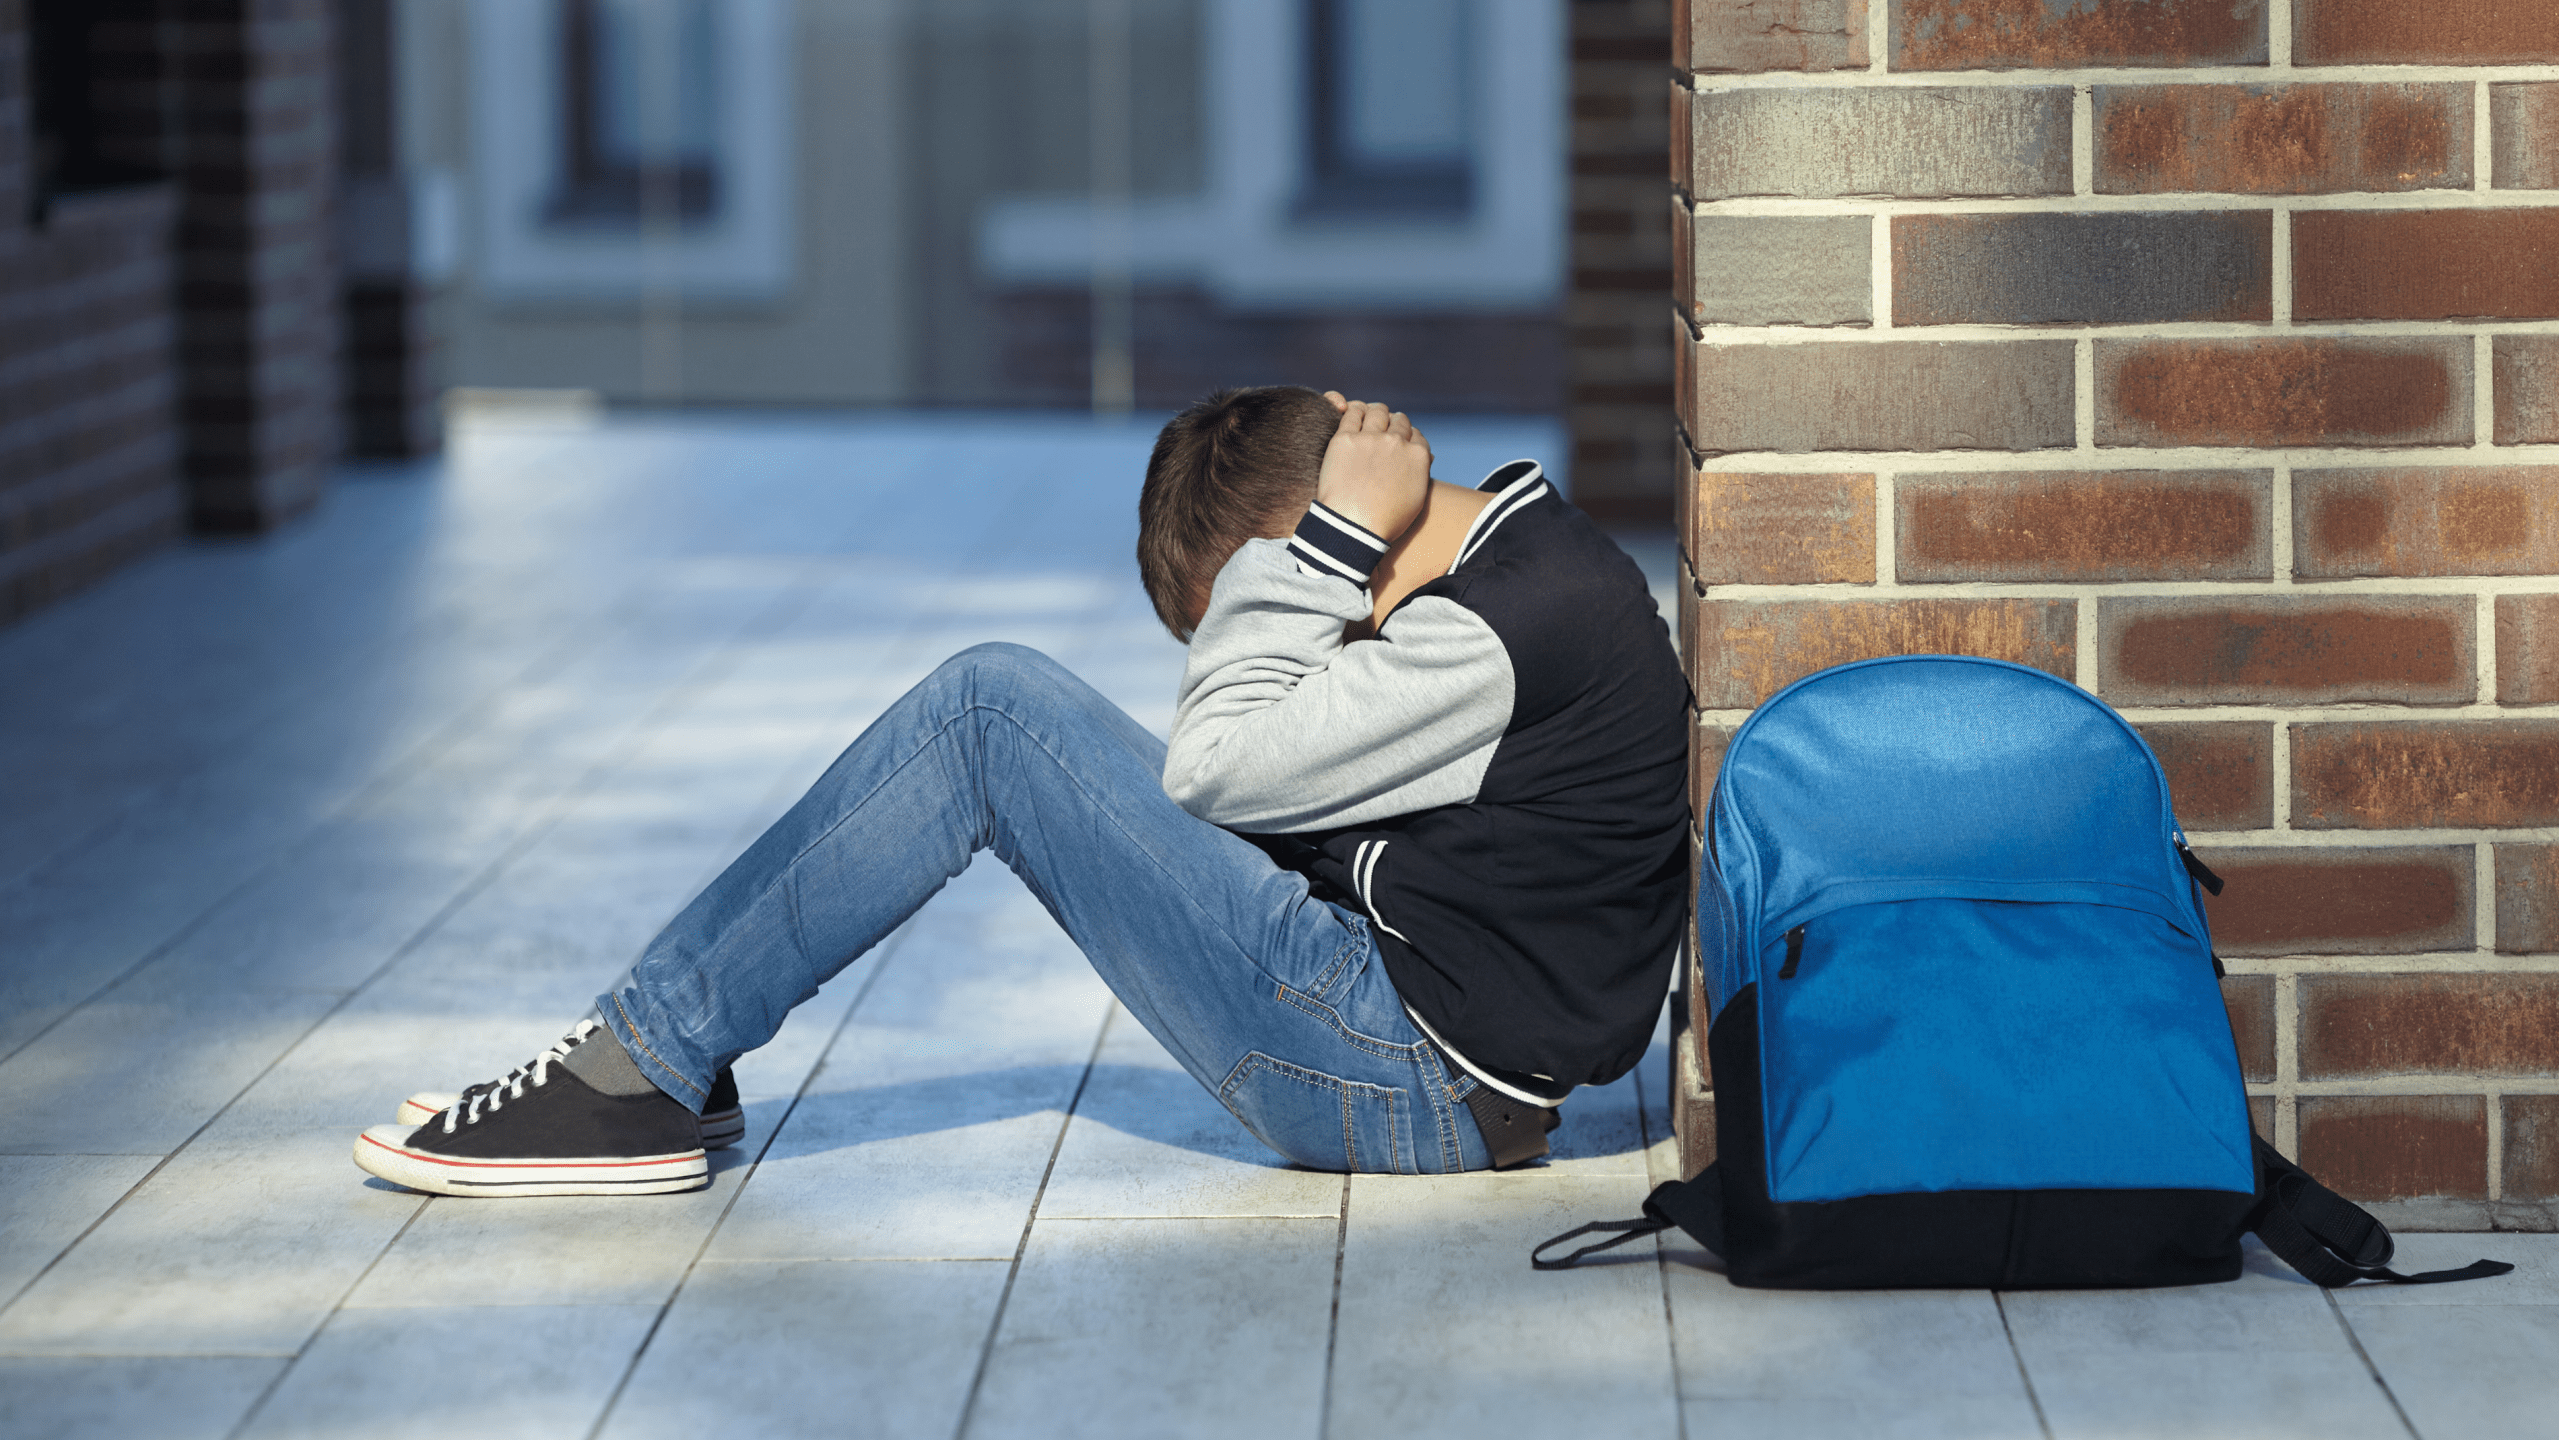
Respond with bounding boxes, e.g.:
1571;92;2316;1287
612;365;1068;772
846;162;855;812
1287;502;1390;585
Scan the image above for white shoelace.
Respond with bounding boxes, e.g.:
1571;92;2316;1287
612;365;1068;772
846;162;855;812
439;1018;602;1133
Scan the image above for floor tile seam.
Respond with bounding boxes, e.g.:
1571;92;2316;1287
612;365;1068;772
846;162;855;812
1652;1236;1691;1440
579;918;920;1440
682;1256;1016;1266
0;591;694;1071
947;1012;1113;1440
2323;1288;2426;1439
0;1348;305;1360
1317;1173;1351;1440
1991;1292;2058;1440
0;580;831;1330
1028;1210;1348;1221
220;1185;437;1440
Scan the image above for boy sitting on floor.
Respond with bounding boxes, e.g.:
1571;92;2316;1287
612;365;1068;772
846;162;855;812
355;387;1689;1193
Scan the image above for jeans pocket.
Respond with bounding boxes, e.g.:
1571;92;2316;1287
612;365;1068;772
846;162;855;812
1218;1053;1412;1174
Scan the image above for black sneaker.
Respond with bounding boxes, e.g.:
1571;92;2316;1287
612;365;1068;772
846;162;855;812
395;1021;746;1149
355;1047;709;1197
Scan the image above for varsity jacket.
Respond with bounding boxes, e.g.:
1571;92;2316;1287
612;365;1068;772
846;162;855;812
1163;461;1691;1101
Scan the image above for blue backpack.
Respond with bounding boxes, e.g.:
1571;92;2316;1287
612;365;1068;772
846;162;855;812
1536;656;2508;1290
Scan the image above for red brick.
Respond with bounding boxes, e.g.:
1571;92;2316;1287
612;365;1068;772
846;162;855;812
1692;473;1875;585
1691;597;2075;708
2304;975;2559;1079
2096;339;2470;449
2098;596;2473;707
2296;1096;2488;1203
1692;720;1733;828
2494;335;2559;445
2192;845;2473;955
1898;471;2269;584
2296;210;2559;322
2297;0;2559;66
2294;722;2559;830
2250;1094;2275;1138
2492;83;2559;190
2502;597;2559;707
2134;722;2274;832
2096;83;2470;195
2496;844;2559;954
2505;1095;2559;1202
1894;0;2266;70
1670;81;1692;194
1691;0;1866;71
2221;974;2276;1083
1691;340;2074;455
2294;468;2559;580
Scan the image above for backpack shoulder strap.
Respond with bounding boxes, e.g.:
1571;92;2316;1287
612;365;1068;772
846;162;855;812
1531;1164;1727;1270
2251;1136;2512;1287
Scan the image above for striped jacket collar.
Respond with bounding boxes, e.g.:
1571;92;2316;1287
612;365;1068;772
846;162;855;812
1452;460;1550;569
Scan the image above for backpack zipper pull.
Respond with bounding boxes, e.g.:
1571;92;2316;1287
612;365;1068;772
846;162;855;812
2176;839;2225;896
1778;926;1805;980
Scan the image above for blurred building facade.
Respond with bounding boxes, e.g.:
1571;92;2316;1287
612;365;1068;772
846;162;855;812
4;0;1674;626
403;0;1571;418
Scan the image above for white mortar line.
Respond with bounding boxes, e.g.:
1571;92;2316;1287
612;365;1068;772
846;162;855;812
1866;0;1886;74
2075;588;2098;691
2185;825;2559;845
1873;471;1897;585
2270;465;2294;584
2073;84;2094;196
1689;445;2559;471
2476;81;2494;191
2486;1086;2505;1202
1687;63;2559;89
1692;700;2559;732
2476;332;2498;449
1688;314;2559;341
1692;192;2559;217
1871;213;1893;331
1698;576;2559;600
2478;841;2499;953
2288;1076;2559;1096
2480;591;2501;703
2275;968;2300;1156
2271;209;2293;327
2074;339;2096;452
2222;952;2559;975
2271;722;2293;831
2268;0;2292;70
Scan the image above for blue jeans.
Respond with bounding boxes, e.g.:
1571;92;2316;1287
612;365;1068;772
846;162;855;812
597;643;1493;1174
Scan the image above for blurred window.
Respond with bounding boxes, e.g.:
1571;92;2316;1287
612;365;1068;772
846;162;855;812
1301;0;1472;218
547;0;722;227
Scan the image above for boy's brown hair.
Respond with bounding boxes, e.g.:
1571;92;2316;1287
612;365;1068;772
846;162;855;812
1137;385;1339;642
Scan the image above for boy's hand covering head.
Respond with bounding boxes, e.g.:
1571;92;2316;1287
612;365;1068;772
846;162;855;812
1314;391;1433;543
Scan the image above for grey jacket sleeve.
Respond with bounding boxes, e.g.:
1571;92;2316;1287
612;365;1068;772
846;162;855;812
1163;531;1516;834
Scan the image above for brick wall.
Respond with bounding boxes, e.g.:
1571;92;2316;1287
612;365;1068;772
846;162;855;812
0;1;184;625
1672;0;2559;1227
172;0;339;530
1566;0;1677;521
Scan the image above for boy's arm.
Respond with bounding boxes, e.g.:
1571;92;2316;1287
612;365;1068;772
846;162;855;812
1161;520;1514;833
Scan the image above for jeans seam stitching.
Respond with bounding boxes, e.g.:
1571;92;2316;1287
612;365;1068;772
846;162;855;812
1275;984;1424;1063
611;994;706;1101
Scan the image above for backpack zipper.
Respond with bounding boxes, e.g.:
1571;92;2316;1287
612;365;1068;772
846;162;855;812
1778;926;1805;980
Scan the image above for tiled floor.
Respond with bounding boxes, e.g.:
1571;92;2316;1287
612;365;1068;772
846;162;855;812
0;411;2548;1440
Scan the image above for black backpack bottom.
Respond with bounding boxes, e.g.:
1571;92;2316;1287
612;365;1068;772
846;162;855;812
1535;985;2511;1290
1695;985;2252;1289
